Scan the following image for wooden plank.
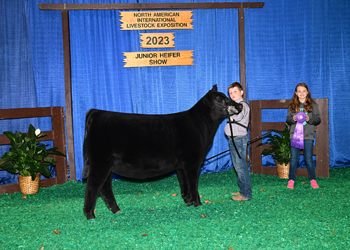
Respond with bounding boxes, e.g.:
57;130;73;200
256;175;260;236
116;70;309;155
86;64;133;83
314;99;329;177
249;100;262;174
258;99;290;109
120;11;193;30
259;166;277;175
0;107;53;119
261;122;285;131
140;33;175;48
123;51;194;67
238;8;246;98
38;2;265;11
62;10;76;181
51;107;69;184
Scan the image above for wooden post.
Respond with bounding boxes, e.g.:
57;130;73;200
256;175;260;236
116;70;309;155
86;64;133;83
314;99;329;177
238;7;246;99
61;10;76;181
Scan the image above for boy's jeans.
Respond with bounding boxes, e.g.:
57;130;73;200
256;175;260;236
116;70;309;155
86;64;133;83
228;135;252;200
289;139;316;181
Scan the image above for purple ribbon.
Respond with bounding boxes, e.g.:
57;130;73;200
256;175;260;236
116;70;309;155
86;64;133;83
291;112;307;149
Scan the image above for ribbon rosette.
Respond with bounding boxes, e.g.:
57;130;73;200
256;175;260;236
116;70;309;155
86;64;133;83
291;112;307;149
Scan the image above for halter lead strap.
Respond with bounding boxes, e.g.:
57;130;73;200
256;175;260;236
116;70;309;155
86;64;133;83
227;115;241;159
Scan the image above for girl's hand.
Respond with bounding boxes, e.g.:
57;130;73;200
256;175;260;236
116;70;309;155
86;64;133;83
306;115;310;122
293;115;296;121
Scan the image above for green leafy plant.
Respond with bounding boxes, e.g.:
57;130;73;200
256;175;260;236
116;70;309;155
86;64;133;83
256;123;291;165
0;124;66;180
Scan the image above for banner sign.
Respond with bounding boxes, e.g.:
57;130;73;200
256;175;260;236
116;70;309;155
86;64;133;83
120;11;193;30
123;51;194;67
140;33;175;48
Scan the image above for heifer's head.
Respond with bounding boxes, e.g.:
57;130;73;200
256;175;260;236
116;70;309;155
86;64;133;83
203;85;243;119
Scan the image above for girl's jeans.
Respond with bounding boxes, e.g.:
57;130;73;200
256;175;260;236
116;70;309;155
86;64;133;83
289;139;316;181
228;135;252;199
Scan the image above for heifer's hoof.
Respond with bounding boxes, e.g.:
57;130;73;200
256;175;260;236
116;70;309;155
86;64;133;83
194;201;202;207
85;214;96;220
84;211;96;220
186;201;194;206
183;196;192;205
109;206;121;214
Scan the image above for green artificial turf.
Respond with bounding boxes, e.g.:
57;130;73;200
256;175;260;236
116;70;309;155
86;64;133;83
1;167;349;249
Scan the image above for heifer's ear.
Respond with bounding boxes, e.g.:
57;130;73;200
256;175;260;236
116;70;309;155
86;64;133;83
211;85;218;92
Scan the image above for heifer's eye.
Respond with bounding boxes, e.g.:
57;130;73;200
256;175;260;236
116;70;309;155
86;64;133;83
216;96;224;102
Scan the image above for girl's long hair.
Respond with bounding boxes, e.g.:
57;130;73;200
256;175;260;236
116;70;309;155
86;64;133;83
289;83;314;113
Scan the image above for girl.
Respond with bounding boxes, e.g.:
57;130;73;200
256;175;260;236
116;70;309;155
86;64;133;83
286;83;321;189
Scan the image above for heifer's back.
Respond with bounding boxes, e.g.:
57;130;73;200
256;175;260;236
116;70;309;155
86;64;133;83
83;85;242;219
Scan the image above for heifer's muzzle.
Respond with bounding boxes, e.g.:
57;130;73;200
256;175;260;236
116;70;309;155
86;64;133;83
227;102;243;115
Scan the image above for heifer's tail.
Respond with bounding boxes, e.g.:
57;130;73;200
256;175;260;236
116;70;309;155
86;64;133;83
82;152;89;179
82;109;98;179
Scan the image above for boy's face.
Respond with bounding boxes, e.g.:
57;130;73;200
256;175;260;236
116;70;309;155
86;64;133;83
228;87;243;101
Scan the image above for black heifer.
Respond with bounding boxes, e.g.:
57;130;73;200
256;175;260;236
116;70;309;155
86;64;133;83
83;85;242;219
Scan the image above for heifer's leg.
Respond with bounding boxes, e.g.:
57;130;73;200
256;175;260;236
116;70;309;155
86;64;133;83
84;179;99;220
184;166;202;207
100;171;121;214
176;169;191;205
83;167;111;220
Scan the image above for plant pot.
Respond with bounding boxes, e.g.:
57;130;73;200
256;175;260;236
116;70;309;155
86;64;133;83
275;162;290;179
18;173;41;195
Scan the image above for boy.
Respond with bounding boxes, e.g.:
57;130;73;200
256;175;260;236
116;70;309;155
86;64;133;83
224;82;252;201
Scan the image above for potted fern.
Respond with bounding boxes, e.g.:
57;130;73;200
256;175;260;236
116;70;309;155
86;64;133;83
256;123;291;178
0;124;66;194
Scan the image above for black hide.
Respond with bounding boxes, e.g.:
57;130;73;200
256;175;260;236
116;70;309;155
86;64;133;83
83;85;242;219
